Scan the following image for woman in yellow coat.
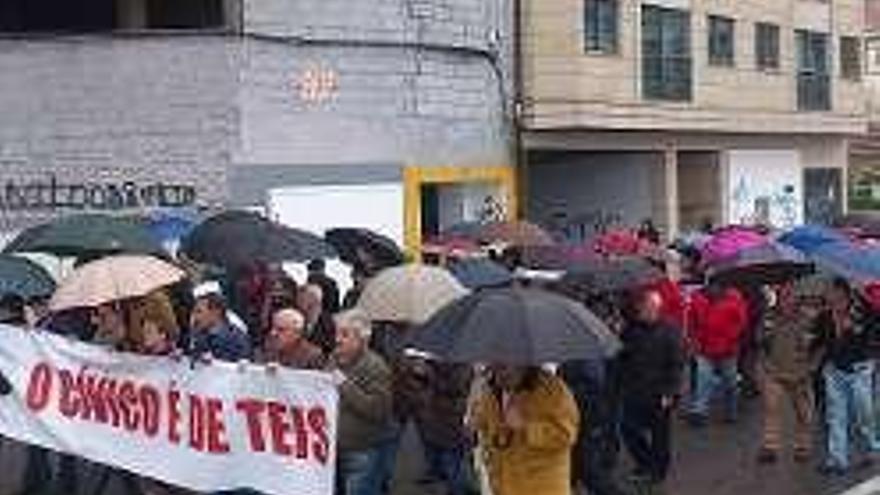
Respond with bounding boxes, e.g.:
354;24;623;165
472;364;580;495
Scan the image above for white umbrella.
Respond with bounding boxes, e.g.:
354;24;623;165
50;255;186;312
357;264;469;324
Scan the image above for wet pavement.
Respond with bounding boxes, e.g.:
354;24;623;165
392;397;880;495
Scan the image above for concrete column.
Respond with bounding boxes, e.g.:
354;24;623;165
663;145;680;240
842;138;850;215
718;149;731;226
223;0;243;32
116;0;148;29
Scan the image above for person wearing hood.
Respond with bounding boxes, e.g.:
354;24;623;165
472;364;579;495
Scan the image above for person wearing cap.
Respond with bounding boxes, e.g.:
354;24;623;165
189;290;251;363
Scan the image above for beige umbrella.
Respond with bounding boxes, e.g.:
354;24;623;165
50;255;186;312
357;264;469;324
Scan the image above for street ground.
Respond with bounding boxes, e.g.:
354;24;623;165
392;397;880;495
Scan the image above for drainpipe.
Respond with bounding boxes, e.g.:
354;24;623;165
512;0;526;220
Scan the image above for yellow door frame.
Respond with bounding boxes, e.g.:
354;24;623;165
403;165;517;257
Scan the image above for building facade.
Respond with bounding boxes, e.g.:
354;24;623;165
0;0;514;252
522;0;867;240
851;0;880;211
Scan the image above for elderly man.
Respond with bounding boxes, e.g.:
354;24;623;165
265;308;325;370
298;284;336;355
330;309;393;495
189;292;251;362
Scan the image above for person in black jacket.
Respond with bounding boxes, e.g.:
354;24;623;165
617;289;684;487
307;259;341;314
560;293;626;495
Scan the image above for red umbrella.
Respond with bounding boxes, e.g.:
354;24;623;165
593;229;651;256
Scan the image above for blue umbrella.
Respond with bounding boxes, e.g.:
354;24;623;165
0;255;56;299
811;243;880;284
778;225;849;255
448;258;512;289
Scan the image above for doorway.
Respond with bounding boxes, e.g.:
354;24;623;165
677;151;722;231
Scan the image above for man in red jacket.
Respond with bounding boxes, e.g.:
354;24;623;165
687;282;748;426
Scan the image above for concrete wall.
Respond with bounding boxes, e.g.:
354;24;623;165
526;151;660;237
236;0;512;195
523;0;867;134
244;0;502;52
237;41;507;168
0;36;238;231
0;0;512;229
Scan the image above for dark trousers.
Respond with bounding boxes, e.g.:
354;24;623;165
423;441;471;495
571;399;623;495
620;398;672;482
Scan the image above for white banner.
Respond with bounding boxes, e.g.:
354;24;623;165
0;325;338;495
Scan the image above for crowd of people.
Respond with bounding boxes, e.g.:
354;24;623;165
0;224;879;495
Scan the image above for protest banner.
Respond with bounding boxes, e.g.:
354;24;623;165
0;325;337;495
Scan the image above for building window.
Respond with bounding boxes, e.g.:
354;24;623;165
755;22;780;70
0;0;229;32
147;0;225;29
796;29;831;111
642;5;692;101
0;0;116;32
584;0;618;54
867;38;880;74
708;15;735;66
840;36;862;81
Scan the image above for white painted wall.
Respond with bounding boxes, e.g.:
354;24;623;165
727;149;803;228
267;183;404;293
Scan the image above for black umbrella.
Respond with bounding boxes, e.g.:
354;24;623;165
0;255;56;299
181;211;335;268
325;228;404;269
406;287;620;365
708;242;813;286
3;214;163;257
560;257;664;296
448;258;512;289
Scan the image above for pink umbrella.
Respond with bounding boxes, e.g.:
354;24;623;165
700;227;767;265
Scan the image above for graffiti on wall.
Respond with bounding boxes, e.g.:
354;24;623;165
0;174;197;211
731;176;798;228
